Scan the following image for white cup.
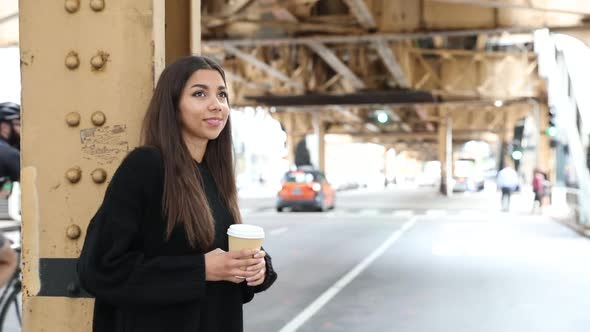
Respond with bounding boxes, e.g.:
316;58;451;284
227;224;265;273
227;224;265;252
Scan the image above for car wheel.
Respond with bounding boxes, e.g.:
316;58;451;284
317;200;327;212
276;207;283;212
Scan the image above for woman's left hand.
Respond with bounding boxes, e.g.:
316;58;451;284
245;250;266;286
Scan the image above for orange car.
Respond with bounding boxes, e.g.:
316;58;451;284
277;168;335;212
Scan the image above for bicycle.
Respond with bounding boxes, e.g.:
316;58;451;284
0;245;21;332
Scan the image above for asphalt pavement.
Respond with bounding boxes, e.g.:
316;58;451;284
241;185;590;332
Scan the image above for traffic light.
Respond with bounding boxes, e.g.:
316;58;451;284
372;110;391;125
546;107;558;148
508;140;522;169
375;111;389;124
511;149;523;161
546;108;557;137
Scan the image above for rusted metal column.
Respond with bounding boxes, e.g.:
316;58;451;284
19;1;170;330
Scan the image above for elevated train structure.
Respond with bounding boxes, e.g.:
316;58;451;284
0;0;589;330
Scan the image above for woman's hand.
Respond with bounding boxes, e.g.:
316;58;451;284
246;250;266;287
204;248;264;284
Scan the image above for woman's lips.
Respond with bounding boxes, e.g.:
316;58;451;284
204;118;223;127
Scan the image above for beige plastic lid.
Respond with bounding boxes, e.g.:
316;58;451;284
227;224;265;239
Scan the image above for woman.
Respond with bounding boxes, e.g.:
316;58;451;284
77;56;277;332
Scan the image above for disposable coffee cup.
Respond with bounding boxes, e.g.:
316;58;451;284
227;224;265;273
227;224;265;253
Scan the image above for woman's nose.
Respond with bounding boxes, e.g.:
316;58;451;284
209;99;222;111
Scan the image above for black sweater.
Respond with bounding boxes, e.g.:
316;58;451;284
77;147;277;332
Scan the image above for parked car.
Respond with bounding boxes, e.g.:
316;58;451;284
452;158;485;192
277;168;335;212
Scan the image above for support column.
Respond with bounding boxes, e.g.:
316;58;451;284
20;1;167;331
190;0;201;55
384;146;390;187
537;103;553;179
313;112;326;173
284;112;296;168
165;0;191;64
438;107;453;196
502;109;515;168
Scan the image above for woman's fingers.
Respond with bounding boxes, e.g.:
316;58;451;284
229;249;260;259
246;259;265;271
229;276;246;284
232;257;263;269
229;266;259;279
247;268;266;286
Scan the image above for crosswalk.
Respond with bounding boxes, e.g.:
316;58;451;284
240;207;485;218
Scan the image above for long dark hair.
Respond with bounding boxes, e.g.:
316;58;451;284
141;56;242;250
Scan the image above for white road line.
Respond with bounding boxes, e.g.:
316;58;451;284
359;209;379;216
278;217;417;332
269;227;289;236
393;210;414;218
425;209;446;217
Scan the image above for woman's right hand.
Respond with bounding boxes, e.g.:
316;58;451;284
204;248;263;283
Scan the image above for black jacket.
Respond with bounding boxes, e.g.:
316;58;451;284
0;139;19;183
77;147;277;332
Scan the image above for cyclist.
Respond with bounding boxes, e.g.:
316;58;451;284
0;234;16;288
0;103;20;185
0;103;21;221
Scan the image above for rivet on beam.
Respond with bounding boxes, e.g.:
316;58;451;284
90;0;106;12
66;167;82;184
64;0;80;13
91;111;106;126
66;224;82;240
91;169;107;184
65;51;80;70
90;51;109;71
65;112;81;127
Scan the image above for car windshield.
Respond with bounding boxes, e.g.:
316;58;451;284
454;159;475;178
284;171;318;183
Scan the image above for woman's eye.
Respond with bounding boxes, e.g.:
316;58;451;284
193;91;206;97
219;91;228;99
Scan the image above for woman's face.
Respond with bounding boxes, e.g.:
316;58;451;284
178;69;229;143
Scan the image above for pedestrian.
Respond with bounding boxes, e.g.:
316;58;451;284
497;163;519;212
532;168;545;213
77;56;277;332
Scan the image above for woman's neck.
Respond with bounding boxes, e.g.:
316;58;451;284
183;136;208;163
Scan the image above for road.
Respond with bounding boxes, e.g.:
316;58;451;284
241;186;590;332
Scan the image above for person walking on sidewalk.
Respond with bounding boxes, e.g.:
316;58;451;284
532;168;546;213
497;164;519;212
77;56;277;332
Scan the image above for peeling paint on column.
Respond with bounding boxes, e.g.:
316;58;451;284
80;125;129;165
